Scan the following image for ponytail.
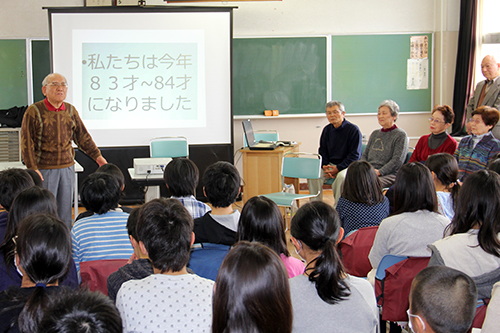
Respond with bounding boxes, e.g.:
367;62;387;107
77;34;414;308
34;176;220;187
292;202;350;305
308;239;350;304
18;285;50;333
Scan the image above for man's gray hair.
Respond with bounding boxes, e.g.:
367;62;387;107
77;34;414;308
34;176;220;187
379;100;400;120
326;101;345;112
42;73;67;87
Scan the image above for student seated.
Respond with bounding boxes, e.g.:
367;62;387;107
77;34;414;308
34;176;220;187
0;168;34;242
425;153;460;220
194;161;241;245
0;187;78;292
0;213;73;333
71;173;133;273
107;208;154;303
237;196;304;278
368;163;449;283
335;160;389;237
75;163;132;221
482;281;500;332
163;157;210;219
116;198;214;332
39;288;122;333
428;170;500;299
408;266;477;333
212;241;293;333
289;201;379;332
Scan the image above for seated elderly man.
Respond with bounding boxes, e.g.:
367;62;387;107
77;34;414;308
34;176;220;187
332;100;408;204
308;101;362;201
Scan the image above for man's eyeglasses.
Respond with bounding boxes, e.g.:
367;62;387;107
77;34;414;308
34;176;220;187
46;82;69;88
428;117;446;124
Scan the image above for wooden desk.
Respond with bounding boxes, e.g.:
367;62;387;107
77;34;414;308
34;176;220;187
240;144;300;204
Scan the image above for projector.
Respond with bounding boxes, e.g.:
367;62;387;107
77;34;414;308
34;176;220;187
133;157;172;175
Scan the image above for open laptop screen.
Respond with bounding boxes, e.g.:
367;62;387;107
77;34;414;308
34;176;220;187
242;119;256;145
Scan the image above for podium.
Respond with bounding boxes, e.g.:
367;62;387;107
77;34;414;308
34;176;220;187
240;144;300;204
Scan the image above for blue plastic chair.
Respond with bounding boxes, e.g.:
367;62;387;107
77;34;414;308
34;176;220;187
150;136;189;158
188;243;231;281
243;130;279;147
262;152;322;226
375;254;408;280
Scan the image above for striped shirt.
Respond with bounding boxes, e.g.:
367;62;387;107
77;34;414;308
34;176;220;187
71;210;133;273
171;195;211;219
454;132;500;180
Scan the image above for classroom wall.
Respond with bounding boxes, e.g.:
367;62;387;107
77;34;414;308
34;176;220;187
1;0;460;173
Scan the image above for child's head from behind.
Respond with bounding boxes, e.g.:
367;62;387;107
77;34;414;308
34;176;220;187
0;168;34;211
409;266;477;333
203;161;240;208
212;241;292;333
342;160;384;205
163;158;199;197
136;198;193;273
80;173;121;214
238;196;288;256
95;163;125;191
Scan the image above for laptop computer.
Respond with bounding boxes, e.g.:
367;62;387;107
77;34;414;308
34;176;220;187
242;119;277;150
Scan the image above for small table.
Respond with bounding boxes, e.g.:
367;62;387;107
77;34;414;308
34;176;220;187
239;144;300;204
128;167;167;202
0;161;83;220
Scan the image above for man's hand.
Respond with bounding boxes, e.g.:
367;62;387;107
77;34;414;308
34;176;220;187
323;165;339;179
96;156;107;167
35;169;44;181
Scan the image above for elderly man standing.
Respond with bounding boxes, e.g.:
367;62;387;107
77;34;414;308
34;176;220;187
308;101;362;201
21;73;107;228
466;55;500;138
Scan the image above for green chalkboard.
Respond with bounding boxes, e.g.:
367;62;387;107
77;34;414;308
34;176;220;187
31;40;51;102
331;34;432;113
0;40;28;109
233;37;327;116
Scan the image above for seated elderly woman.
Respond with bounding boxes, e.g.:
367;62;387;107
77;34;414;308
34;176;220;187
454;106;500;181
332;100;408;202
409;104;457;163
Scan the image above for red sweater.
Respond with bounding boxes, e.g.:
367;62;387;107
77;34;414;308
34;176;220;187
409;133;457;163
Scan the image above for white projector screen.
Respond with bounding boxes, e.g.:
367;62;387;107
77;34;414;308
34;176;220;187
48;7;233;147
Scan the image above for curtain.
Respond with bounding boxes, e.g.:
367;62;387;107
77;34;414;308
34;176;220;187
451;0;478;136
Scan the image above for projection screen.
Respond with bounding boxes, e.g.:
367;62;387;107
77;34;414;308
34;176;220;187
47;6;233;147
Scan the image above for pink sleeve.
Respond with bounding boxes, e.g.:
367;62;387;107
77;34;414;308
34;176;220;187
280;253;305;278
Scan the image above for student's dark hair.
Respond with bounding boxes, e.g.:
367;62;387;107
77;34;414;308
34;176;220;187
212;241;292;333
342;161;384;205
0;186;58;270
137;198;193;273
425;153;460;210
17;213;72;333
95;163;125;190
80;173;121;214
393;162;437;215
25;169;43;188
38;288;122;333
290;201;350;304
448;170;500;257
126;207;141;240
488;157;500;175
163;158;199;197
410;266;477;333
203;161;240;208
0;168;34;211
237;196;289;257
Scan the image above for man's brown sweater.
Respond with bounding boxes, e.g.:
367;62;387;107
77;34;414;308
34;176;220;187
21;100;101;170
